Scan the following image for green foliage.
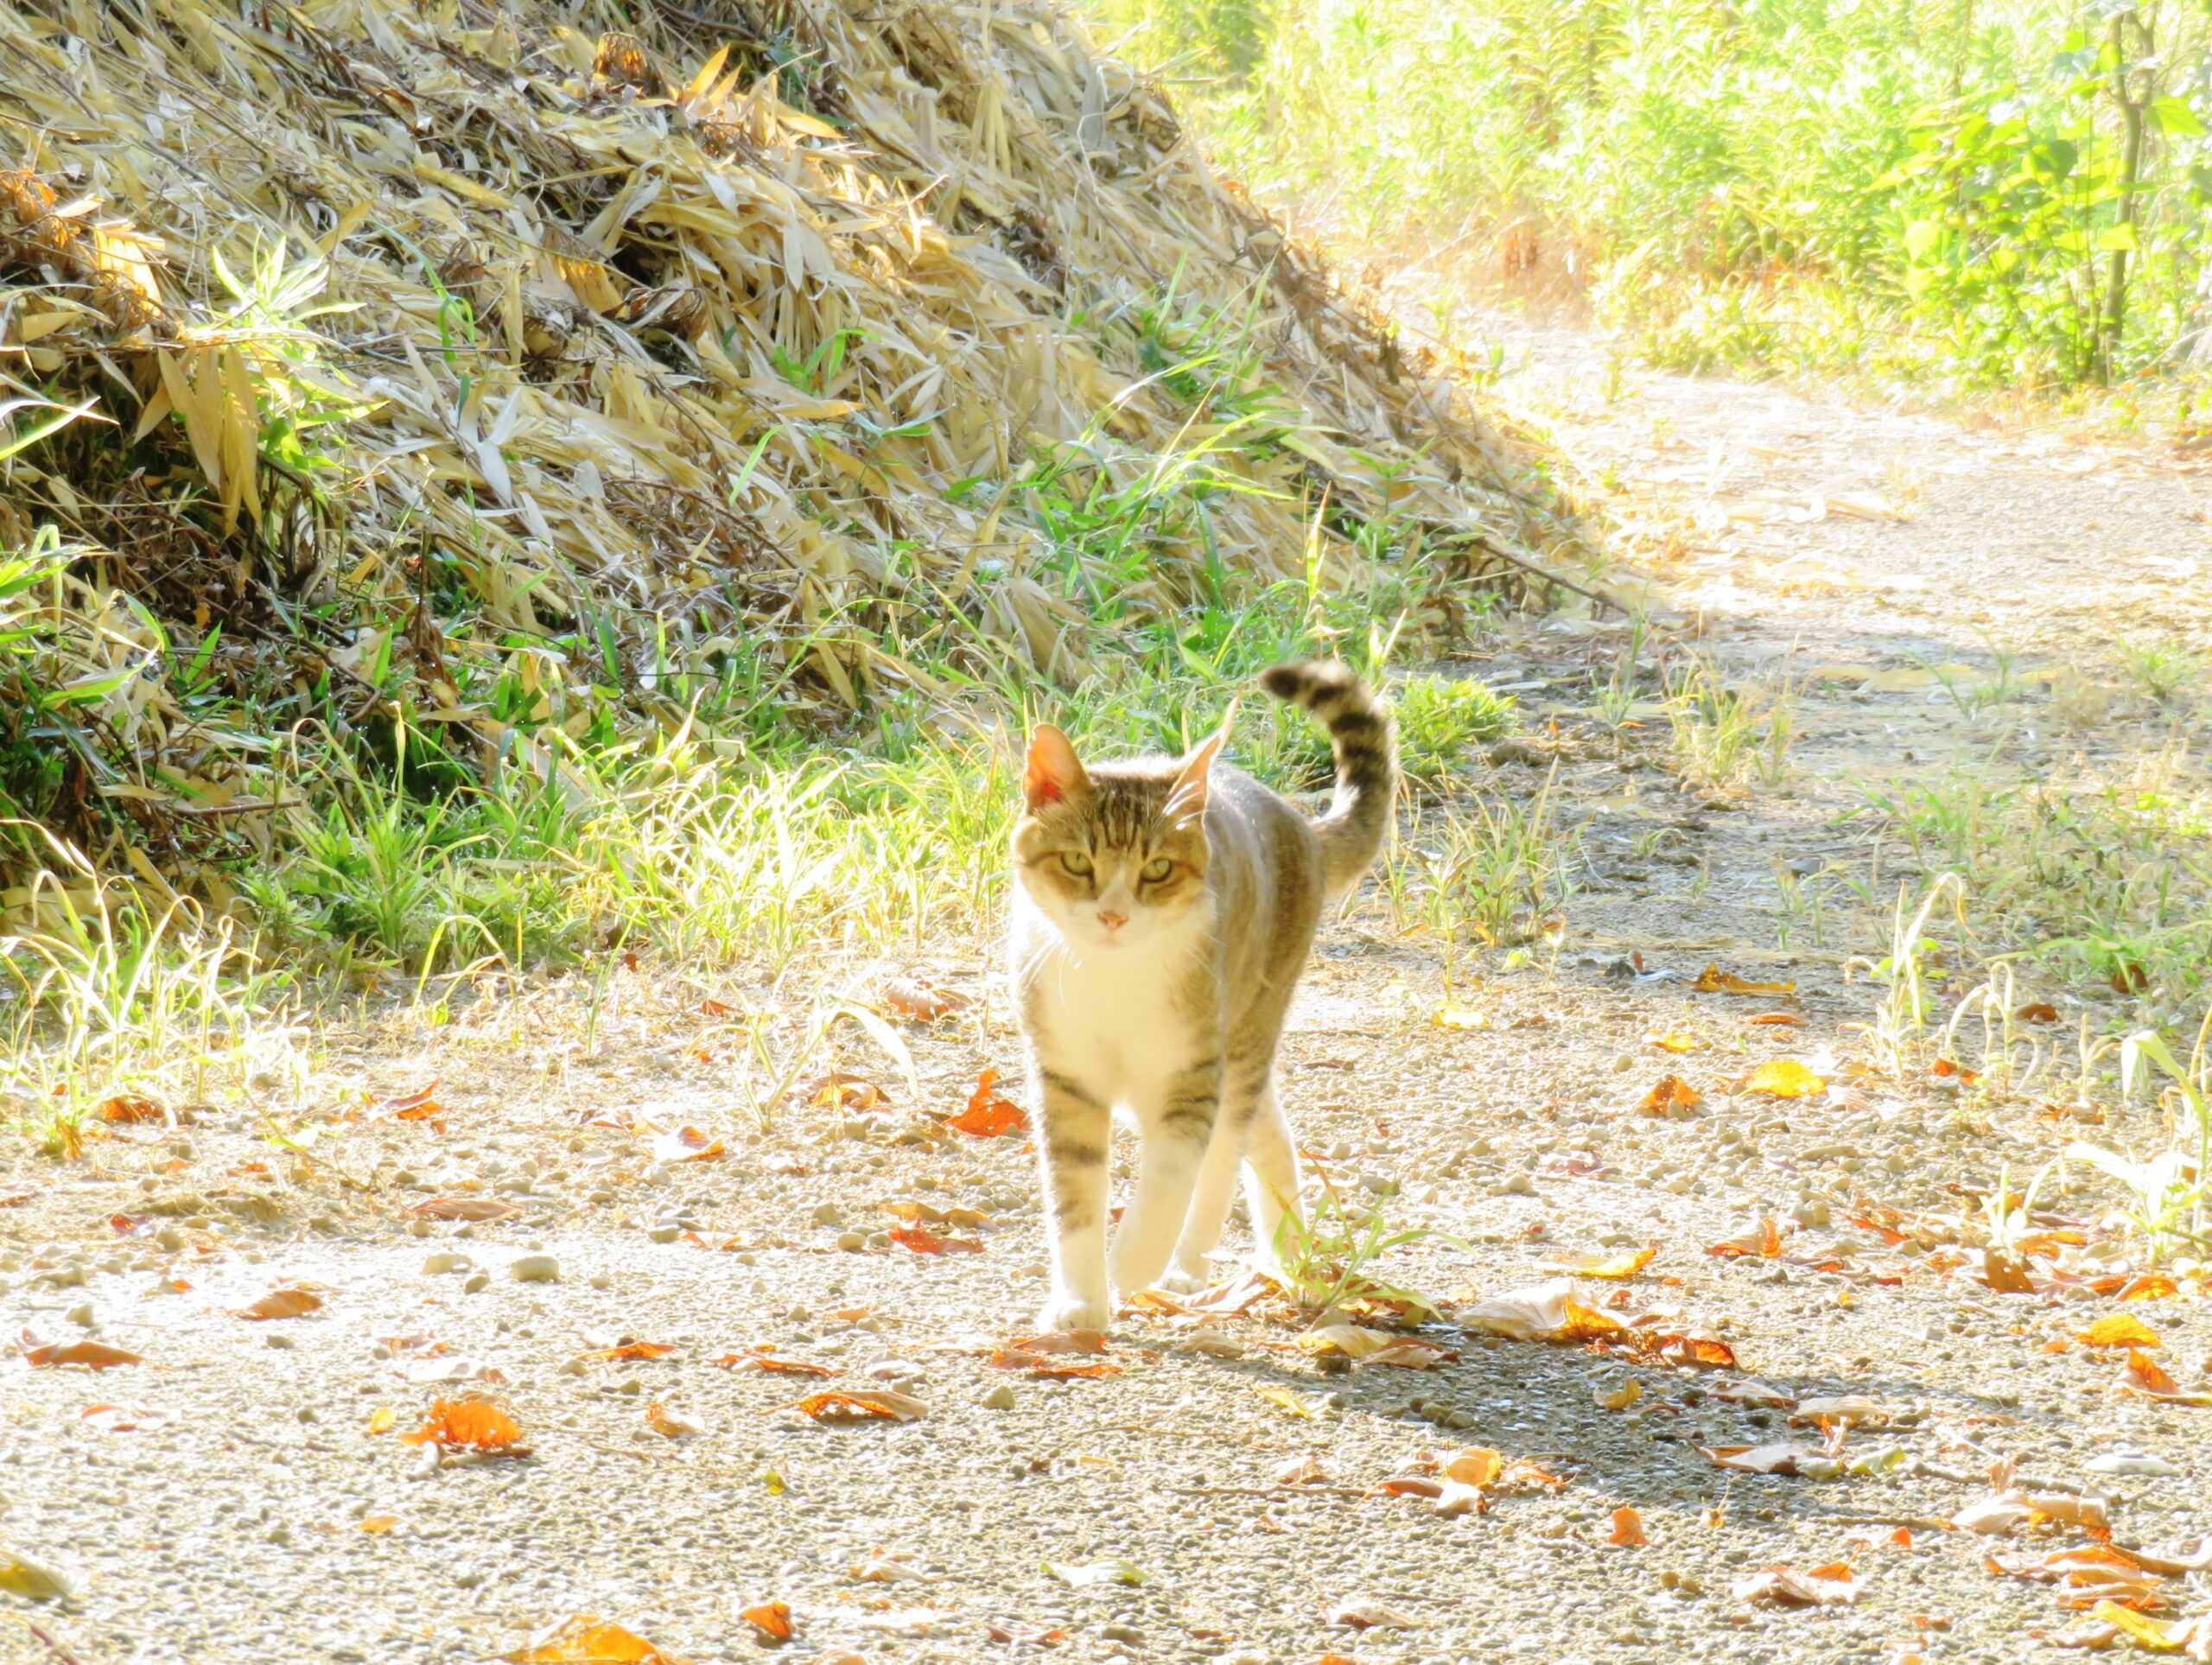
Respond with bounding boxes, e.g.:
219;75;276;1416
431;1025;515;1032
1099;0;2212;389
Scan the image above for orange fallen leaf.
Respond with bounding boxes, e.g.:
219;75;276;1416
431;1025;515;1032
503;1616;681;1663
1694;963;1797;996
2016;1002;2061;1023
2125;1350;2183;1395
1609;1506;1649;1547
1734;1562;1860;1606
401;1397;525;1452
950;1069;1028;1138
787;1389;926;1423
649;1125;725;1163
408;1197;520;1223
367;1406;396;1433
1651;1333;1739;1370
24;1340;140;1369
1745;1012;1801;1026
1932;1057;1983;1086
2082;1314;2161;1350
1636;1074;1702;1116
1647;1031;1700;1053
1983;1249;2037;1294
714;1350;836;1377
2119;1274;2180;1302
377;1082;445;1122
97;1094;166;1124
801;1072;885;1112
739;1600;792;1642
586;1340;678;1363
1743;1058;1825;1098
883;977;968;1021
644;1401;704;1439
235;1287;322;1320
889;1224;982;1255
359;1514;400;1533
1537;1245;1658;1280
81;1403;172;1432
1707;1219;1787;1259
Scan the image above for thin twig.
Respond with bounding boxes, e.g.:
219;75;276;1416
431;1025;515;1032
16;1618;87;1665
1465;532;1631;615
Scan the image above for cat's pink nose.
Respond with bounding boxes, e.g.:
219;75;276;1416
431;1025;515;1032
1096;909;1127;932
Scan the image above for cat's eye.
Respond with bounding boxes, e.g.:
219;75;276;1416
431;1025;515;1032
1058;850;1094;877
1141;857;1173;882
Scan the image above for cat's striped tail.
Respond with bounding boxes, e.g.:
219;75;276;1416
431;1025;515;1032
1259;660;1397;899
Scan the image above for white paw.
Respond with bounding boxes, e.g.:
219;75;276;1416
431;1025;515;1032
1037;1293;1112;1334
1156;1264;1210;1295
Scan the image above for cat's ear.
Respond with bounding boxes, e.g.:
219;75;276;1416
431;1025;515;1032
1166;703;1235;822
1024;724;1089;808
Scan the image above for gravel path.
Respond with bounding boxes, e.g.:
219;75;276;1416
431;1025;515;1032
3;325;2210;1665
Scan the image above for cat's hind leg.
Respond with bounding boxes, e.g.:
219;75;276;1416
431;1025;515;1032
1163;1067;1267;1291
1242;1081;1305;1278
1107;1055;1220;1299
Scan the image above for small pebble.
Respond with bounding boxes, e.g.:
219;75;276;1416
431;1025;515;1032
64;1303;93;1328
813;1203;845;1228
462;1272;491;1294
423;1252;469;1275
588;1273;613;1291
646;1224;680;1244
836;1231;866;1253
265;1333;296;1350
509;1255;560;1284
981;1383;1017;1410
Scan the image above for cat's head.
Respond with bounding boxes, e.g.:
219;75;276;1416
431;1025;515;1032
1011;721;1229;950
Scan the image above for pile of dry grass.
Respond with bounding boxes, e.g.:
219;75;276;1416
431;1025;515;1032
0;0;1577;898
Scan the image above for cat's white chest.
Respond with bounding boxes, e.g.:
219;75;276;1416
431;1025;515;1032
1020;914;1210;1108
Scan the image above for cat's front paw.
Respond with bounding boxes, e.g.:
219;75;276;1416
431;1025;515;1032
1037;1293;1113;1334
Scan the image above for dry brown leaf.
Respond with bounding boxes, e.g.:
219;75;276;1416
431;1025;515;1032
2017;1003;2061;1024
235;1287;322;1320
714;1350;836;1377
788;1389;926;1423
408;1197;520;1223
1704;1443;1837;1477
649;1125;725;1163
24;1340;140;1369
1983;1249;2038;1294
1636;1075;1702;1116
889;1224;982;1255
1694;964;1797;996
882;978;968;1021
1733;1562;1860;1606
1609;1506;1649;1547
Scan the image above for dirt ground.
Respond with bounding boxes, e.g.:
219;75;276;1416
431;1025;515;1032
3;318;2210;1665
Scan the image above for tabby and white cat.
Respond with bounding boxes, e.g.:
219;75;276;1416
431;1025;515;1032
1008;662;1396;1330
